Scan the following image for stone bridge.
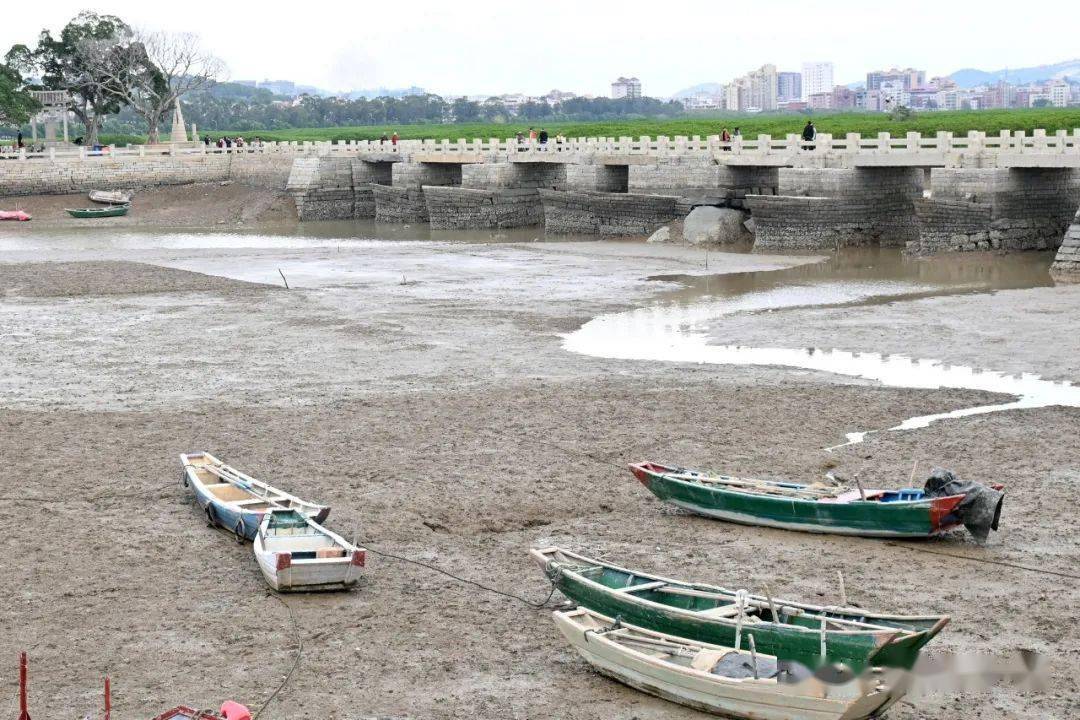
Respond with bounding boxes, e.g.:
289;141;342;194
282;130;1080;274
2;131;1080;275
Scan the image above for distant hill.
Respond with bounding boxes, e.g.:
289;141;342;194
950;59;1080;88
671;82;726;99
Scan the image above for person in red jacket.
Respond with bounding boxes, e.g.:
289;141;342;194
391;131;399;145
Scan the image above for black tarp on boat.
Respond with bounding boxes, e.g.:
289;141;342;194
924;468;1004;543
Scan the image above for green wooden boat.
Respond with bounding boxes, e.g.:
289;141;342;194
66;204;130;219
631;462;1002;539
531;547;949;671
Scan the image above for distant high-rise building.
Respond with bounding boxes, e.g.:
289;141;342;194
611;77;642;99
724;65;778;111
778;72;802;103
866;68;926;92
801;62;834;101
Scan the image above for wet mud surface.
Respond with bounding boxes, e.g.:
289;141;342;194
0;227;1077;719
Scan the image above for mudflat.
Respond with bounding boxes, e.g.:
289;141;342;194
1;226;1077;720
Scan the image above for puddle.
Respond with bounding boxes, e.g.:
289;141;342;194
564;249;1079;447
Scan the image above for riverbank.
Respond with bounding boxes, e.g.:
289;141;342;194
0;183;296;229
0;234;1077;719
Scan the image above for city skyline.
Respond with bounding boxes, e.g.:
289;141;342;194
1;1;1078;98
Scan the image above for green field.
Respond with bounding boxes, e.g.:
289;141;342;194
97;109;1080;147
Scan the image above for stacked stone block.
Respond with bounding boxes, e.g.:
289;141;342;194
540;190;682;235
374;162;463;223
424;187;542;229
1050;206;1080;278
908;168;1080;254
629;161;779;197
747;168;924;250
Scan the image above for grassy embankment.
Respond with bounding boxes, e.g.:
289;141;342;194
100;109;1080;146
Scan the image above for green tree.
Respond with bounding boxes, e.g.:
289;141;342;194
6;11;131;146
0;63;39;128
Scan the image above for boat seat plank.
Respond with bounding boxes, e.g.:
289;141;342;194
617;580;666;593
690;649;730;671
697;604;745;619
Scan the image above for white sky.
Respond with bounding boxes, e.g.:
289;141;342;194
3;1;1078;97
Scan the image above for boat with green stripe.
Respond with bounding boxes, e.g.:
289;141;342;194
531;547;948;671
65;204;130;218
630;461;1000;539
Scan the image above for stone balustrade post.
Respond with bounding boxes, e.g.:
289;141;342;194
733;135;743;155
18;147;26;161
906;132;920;152
786;134;800;153
846;133;861;154
877;132;891;153
656;135;670;157
937;131;953;152
816;133;832;154
1033;128;1047;152
757;134;772;154
706;134;719;152
139;145;145;158
1055;129;1068;153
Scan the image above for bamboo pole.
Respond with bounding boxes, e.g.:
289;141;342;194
764;584;781;623
19;652;30;720
837;570;848;607
748;634;759;680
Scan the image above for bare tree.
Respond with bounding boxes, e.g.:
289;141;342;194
80;30;224;144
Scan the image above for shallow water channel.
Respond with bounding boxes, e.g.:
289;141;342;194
564;248;1080;447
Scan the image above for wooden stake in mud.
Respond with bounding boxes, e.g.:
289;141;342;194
278;268;289;289
854;476;867;502
18;651;30;720
763;584;780;623
909;458;920;485
748;634;759;680
837;570;848;607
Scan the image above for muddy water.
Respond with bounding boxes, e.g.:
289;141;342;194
565;249;1079;446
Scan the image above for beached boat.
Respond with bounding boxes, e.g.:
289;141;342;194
66;205;129;218
89;190;132;205
531;547;948;671
253;509;365;592
180;452;330;541
0;210;31;221
554;608;907;720
630;461;1003;540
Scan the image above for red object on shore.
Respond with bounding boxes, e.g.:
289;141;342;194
18;652;30;720
220;701;251;720
151;707;220;720
0;210;31;221
104;676;111;720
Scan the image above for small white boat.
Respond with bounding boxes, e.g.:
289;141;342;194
553;608;907;720
180;452;330;540
89;190;132;205
253;509;366;592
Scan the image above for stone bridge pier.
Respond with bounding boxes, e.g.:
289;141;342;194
423;161;567;229
285;155;396;220
910;168;1080;254
373;162;464;223
747;167;925;250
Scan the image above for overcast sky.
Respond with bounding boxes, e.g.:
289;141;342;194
3;1;1078;97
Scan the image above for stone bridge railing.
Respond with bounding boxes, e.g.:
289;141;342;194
3;128;1080;166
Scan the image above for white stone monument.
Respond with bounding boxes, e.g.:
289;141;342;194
169;99;189;143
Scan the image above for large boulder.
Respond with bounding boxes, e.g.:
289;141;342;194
682;206;752;245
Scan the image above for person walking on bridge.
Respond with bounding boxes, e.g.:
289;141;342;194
720;127;731;151
391;131;399;146
802;120;817;150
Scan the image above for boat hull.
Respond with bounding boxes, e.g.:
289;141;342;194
632;464;963;539
533;548;944;671
554;612;901;720
66;205;129;218
181;457;330;541
254;548;360;592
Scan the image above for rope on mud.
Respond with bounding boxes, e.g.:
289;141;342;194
252;593;303;720
884;542;1080;581
360;544;561;609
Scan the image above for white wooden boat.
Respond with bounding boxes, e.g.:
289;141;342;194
553;608;907;720
179;452;330;540
253;509;365;591
89;190;132;205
